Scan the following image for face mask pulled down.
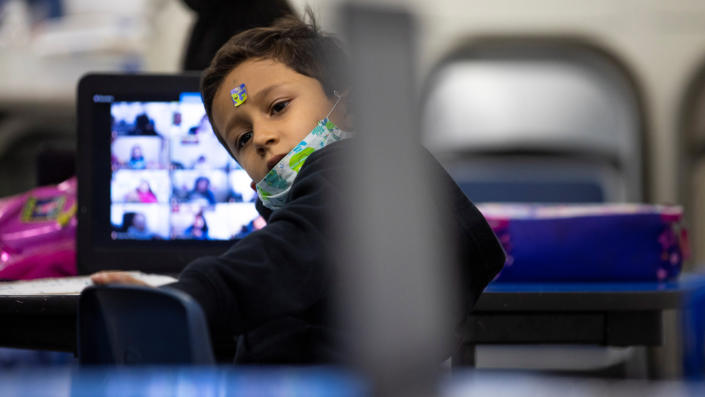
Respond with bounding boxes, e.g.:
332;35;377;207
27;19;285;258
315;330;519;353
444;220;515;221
255;101;351;210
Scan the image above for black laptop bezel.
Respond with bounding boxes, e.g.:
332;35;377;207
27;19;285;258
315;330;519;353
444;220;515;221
77;73;237;275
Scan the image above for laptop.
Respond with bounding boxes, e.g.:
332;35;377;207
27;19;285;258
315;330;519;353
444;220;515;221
77;73;262;275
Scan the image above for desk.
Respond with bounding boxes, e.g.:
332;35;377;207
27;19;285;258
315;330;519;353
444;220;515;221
452;278;704;368
1;276;704;361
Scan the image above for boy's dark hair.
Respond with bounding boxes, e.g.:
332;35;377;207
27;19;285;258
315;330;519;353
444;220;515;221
201;13;349;146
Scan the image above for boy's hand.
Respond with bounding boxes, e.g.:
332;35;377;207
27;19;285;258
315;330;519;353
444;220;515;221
90;271;151;287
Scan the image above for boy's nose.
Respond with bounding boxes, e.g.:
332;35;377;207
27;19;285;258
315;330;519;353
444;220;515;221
253;128;278;155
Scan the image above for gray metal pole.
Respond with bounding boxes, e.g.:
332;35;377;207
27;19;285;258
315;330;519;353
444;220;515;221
336;4;456;396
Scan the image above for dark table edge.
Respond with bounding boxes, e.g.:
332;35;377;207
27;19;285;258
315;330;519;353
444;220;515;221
0;287;693;315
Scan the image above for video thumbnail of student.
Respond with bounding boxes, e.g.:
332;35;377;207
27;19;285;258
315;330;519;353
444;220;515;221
109;95;264;241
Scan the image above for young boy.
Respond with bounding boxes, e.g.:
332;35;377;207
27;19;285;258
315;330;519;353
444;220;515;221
92;16;505;364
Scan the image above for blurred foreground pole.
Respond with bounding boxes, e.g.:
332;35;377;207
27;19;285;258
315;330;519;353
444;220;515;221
336;4;455;396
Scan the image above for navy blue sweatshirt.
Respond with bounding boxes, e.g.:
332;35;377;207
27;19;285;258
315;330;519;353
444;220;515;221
167;140;505;364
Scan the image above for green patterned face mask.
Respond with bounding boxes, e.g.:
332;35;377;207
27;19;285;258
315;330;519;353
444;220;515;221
255;100;351;210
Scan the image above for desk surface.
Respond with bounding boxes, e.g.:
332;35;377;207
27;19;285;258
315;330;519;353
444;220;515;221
1;275;704;353
478;276;705;311
3;275;702;315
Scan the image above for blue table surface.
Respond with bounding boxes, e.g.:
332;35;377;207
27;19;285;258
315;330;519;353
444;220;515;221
1;367;704;397
474;272;705;311
485;272;705;293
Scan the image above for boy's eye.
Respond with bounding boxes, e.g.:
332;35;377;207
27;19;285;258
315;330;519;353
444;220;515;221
235;131;252;151
270;100;290;115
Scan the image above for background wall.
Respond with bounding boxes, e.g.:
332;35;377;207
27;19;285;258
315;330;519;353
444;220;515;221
294;0;705;206
1;0;704;261
292;0;705;266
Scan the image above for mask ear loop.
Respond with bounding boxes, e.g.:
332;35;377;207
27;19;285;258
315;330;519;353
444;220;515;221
325;89;346;120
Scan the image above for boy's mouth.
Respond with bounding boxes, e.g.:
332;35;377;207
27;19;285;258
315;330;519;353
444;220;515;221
266;154;287;171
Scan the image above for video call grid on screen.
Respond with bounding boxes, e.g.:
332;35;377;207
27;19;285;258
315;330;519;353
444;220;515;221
109;93;263;241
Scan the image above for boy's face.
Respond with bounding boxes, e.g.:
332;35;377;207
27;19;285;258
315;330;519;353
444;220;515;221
212;58;339;183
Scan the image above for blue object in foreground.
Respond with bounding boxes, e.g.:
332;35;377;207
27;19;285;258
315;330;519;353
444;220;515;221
0;367;363;397
682;276;705;380
71;367;363;397
2;366;705;397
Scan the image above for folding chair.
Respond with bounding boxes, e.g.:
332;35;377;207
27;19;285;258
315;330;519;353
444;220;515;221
423;37;650;375
422;38;646;204
78;284;215;365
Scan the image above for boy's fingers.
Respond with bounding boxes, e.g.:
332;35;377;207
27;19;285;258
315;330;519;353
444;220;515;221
89;272;108;284
90;271;151;287
90;271;118;284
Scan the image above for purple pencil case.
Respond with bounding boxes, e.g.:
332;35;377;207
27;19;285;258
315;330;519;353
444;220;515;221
479;204;688;282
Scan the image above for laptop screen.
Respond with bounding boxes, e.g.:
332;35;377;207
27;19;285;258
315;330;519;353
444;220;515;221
77;74;262;274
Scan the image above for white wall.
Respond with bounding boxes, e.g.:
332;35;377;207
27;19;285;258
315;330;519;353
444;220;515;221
293;0;705;207
4;0;705;204
141;0;194;72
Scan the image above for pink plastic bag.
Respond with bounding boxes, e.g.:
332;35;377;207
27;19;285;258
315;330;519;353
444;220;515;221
0;178;77;280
